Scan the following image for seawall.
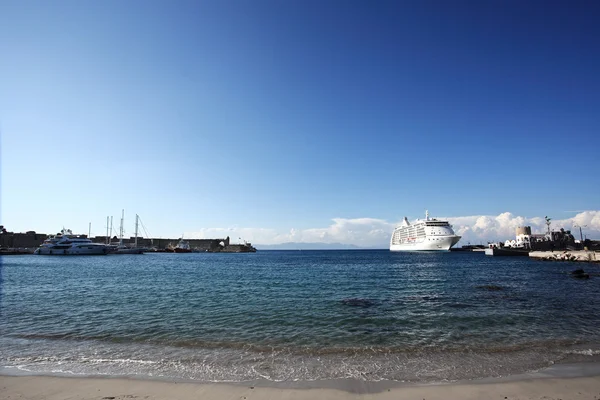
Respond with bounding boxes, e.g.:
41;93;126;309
0;232;240;252
530;250;599;262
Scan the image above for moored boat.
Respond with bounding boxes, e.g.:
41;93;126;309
110;211;147;254
34;229;108;255
173;238;192;253
114;245;145;254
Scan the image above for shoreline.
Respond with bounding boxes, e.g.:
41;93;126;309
2;369;600;400
3;361;600;393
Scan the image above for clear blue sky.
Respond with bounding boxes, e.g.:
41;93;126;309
1;0;599;241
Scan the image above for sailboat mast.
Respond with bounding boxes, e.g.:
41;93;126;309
120;209;124;243
110;216;113;244
106;216;109;244
88;222;91;238
134;214;139;247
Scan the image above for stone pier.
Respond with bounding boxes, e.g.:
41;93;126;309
529;250;599;262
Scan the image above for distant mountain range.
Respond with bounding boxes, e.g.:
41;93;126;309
254;242;383;250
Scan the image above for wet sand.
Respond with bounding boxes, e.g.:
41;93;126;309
2;373;600;400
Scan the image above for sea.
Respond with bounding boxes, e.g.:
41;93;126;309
1;250;600;384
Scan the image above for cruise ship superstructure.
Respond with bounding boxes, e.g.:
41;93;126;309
390;211;461;251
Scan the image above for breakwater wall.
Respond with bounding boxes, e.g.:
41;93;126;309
530;250;599;262
0;231;47;249
91;236;230;251
0;232;232;252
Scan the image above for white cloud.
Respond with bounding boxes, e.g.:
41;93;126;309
185;218;394;247
447;211;600;244
185;211;600;248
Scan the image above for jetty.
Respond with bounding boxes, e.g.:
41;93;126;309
529;250;599;263
485;217;598;258
484;248;530;257
0;248;35;255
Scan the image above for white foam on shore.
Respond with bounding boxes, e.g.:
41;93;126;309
564;349;600;356
4;361;600;394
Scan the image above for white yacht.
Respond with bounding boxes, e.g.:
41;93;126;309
34;229;108;255
390;211;461;251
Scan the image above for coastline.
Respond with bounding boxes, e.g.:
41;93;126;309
4;252;600;398
2;366;600;400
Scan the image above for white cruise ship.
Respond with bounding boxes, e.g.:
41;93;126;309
390;211;461;251
34;229;108;255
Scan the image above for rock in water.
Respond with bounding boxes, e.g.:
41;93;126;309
571;269;590;279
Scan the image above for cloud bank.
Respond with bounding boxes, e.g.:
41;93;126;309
186;211;600;248
449;211;600;245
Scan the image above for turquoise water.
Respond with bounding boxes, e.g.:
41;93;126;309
1;251;599;382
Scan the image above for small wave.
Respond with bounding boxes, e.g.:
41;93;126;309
6;333;579;357
1;345;564;383
79;357;159;365
6;356;158;365
564;349;600;356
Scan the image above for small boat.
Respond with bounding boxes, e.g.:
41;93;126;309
173;238;192;253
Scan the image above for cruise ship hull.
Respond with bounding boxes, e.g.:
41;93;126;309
390;235;461;252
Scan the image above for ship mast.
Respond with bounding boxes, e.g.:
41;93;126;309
119;209;124;245
134;214;139;248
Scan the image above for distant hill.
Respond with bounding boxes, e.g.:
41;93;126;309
254;242;372;250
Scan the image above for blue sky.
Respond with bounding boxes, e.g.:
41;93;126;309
1;0;599;245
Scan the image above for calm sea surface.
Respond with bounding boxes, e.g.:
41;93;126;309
1;250;599;383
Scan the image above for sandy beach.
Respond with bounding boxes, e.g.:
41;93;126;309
2;374;600;400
